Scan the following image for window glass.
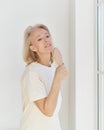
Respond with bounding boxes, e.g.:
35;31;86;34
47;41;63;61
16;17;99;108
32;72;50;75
98;75;104;130
97;6;104;72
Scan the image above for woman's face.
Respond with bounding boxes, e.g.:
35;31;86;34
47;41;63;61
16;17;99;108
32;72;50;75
30;28;53;54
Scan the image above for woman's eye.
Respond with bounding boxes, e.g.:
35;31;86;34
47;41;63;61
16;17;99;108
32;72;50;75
46;35;50;38
37;38;42;41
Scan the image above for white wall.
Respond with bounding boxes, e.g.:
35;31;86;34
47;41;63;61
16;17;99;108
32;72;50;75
68;0;76;130
0;0;70;130
69;0;97;130
75;0;96;130
0;0;97;130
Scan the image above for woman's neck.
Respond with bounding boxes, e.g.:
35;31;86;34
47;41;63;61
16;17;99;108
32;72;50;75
37;53;51;67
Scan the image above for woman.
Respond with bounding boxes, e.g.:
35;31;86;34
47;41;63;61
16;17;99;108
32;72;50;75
20;24;68;130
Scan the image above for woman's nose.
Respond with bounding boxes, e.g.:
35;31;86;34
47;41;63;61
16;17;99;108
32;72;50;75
44;37;48;42
44;38;50;44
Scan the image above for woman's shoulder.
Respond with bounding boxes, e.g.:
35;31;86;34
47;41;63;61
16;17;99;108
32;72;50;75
22;61;57;76
22;62;39;77
25;62;40;70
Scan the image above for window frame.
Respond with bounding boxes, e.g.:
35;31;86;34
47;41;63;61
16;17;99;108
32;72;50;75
96;1;104;130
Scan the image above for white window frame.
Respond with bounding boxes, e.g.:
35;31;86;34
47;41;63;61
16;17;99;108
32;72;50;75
96;1;104;130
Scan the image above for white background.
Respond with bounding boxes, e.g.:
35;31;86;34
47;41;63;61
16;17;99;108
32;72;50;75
0;0;97;130
69;0;97;130
0;0;70;130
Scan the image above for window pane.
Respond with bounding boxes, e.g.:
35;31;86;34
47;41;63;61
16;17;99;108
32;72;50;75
98;74;104;130
97;0;104;3
97;6;104;71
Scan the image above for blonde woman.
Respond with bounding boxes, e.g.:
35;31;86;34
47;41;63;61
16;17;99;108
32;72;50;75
20;24;68;130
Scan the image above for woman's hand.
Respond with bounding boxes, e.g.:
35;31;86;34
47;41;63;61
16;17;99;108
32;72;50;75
52;47;68;80
55;63;68;81
52;47;63;66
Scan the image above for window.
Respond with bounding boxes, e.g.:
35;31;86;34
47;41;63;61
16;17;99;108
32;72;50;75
96;0;104;130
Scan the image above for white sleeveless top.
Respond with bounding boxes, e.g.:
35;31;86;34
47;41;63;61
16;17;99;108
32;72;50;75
20;62;62;130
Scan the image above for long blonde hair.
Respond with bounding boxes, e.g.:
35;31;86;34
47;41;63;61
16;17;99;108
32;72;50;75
23;24;53;65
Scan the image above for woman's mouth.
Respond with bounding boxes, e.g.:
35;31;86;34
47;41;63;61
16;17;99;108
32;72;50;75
45;44;52;48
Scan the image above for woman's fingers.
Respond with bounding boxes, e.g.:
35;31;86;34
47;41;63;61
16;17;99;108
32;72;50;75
52;47;63;65
55;64;68;80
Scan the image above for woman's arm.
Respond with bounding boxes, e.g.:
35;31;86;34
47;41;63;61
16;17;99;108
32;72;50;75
34;64;67;117
34;48;68;117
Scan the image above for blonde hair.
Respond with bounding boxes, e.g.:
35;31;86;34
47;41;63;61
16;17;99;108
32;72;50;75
23;24;53;65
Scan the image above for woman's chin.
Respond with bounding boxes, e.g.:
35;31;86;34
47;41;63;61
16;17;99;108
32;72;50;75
50;46;54;51
46;46;54;52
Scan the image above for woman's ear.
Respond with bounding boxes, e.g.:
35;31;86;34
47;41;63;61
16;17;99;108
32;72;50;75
29;45;37;52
